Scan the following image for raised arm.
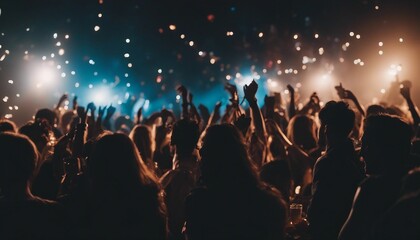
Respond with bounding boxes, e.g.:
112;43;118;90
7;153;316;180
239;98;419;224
55;93;68;111
336;83;365;117
177;85;189;119
287;84;296;119
189;93;202;125
244;80;267;144
103;104;116;131
400;82;420;126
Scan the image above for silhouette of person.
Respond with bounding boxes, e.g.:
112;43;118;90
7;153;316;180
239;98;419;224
185;124;286;240
339;114;412;240
0;132;66;239
88;133;167;239
307;101;365;240
160;119;200;240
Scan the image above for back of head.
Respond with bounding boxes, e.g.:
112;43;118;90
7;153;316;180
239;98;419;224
366;104;387;117
319;101;355;140
171;119;199;157
0;133;38;192
287;114;317;151
362;114;412;175
89;133;157;193
199;124;259;188
114;115;134;133
18;120;51;153
35;108;57;126
130;125;155;164
60;111;76;135
0;119;17;133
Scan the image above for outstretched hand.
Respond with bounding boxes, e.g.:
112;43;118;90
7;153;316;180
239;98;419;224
56;93;69;109
243;80;258;102
105;104;116;119
98;106;107;118
77;106;87;123
224;83;238;102
286;84;295;95
72;96;78;110
400;81;412;100
177;85;188;100
87;102;97;114
58;94;69;104
136;106;143;123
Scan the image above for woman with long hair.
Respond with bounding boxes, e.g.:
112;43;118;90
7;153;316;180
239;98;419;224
185;124;286;240
88;133;167;239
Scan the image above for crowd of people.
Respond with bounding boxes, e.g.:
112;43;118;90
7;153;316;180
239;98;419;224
0;79;419;240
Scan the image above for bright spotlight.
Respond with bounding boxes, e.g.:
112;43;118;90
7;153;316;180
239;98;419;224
92;86;111;106
30;63;58;89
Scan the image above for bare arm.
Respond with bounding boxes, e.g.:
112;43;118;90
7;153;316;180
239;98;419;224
287;85;296;119
244;80;267;144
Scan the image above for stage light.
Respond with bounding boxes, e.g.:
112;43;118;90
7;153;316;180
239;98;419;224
92;86;111;105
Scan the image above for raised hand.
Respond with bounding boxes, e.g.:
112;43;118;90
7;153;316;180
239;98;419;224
400;81;412;100
335;83;346;98
243;80;258;102
177;85;188;100
105;104;116;119
56;93;69;110
72;96;78;110
77;106;87;123
59;93;69;104
136;107;143;124
224;83;238;102
87;102;97;114
286;84;295;95
98;106;107;118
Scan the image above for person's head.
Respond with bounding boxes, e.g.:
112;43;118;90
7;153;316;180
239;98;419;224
130;125;155;167
35;108;58;127
19;120;51;153
361;114;412;175
0;132;38;195
171;119;199;158
89;133;158;193
60;111;76;135
114;115;134;133
318;101;355;146
366;104;387;117
287;114;318;151
199;124;259;188
0;119;17;133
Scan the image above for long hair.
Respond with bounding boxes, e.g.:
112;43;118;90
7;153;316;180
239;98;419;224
130;125;155;170
287;114;318;152
89;133;159;193
89;133;167;239
199;124;260;189
0;132;39;193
